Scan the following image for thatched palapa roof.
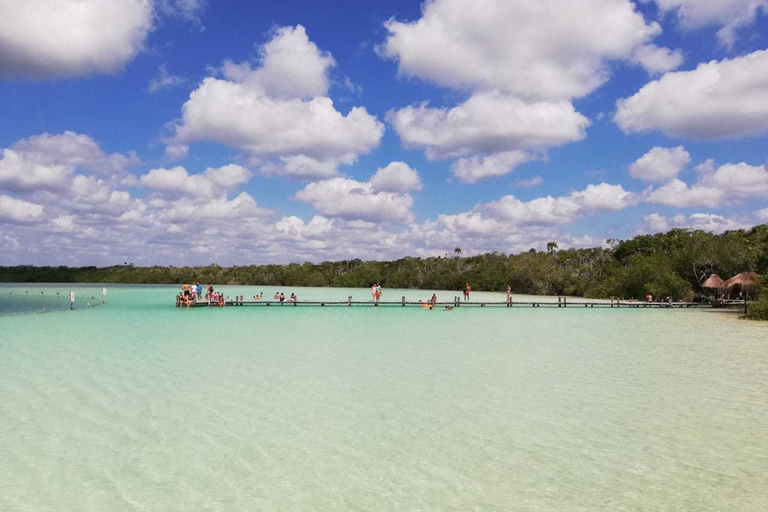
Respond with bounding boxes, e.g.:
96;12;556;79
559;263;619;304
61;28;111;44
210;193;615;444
722;271;759;290
701;274;725;289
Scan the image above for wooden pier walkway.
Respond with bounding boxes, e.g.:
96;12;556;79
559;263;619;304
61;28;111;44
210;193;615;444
179;296;744;309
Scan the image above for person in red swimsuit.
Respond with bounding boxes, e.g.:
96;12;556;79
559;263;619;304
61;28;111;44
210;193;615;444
464;282;471;302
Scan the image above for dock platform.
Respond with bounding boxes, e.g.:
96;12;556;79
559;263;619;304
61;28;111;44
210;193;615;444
177;296;744;309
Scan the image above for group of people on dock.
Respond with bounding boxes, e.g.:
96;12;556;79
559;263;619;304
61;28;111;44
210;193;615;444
177;282;224;307
176;282;514;308
271;292;298;303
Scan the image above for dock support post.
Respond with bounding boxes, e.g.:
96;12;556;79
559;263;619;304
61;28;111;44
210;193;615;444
402;296;406;307
558;296;561;308
348;296;352;306
564;297;567;307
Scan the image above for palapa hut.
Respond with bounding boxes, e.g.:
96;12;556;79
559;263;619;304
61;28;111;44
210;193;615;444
722;271;759;298
701;274;725;290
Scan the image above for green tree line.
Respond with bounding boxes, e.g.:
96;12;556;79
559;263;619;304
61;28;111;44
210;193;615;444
2;225;767;315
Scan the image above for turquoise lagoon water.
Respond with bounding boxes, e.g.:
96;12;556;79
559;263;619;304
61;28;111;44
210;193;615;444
1;284;767;511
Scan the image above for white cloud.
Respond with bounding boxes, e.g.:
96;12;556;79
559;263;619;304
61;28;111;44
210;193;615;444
381;0;660;101
220;25;334;100
632;44;684;74
10;131;139;175
615;50;768;139
397;182;638;256
389;92;589;160
629;146;690;182
0;149;71;192
451;151;533;184
159;192;270;222
148;65;186;93
700;162;768;198
295;178;414;222
0;195;44;223
646;162;768;207
381;0;667;185
646;179;723;208
755;207;768;222
481;183;639;225
638;212;752;234
51;215;76;232
167;25;384;179
0;0;153;78
260;155;341;180
139;164;251;199
370;161;422;192
514;176;544;188
651;0;768;47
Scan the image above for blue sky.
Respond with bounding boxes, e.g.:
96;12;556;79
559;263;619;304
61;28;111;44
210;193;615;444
0;0;767;266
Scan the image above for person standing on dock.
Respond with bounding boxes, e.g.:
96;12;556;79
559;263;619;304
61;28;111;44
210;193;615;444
464;282;471;302
506;285;512;305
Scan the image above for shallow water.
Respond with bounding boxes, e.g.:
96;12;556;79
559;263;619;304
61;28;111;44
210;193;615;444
1;284;767;511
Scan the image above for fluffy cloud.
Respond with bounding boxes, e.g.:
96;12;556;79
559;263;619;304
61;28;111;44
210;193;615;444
219;25;334;100
140;164;251;199
700;162;768;198
382;0;663;183
370;162;423;192
632;44;684;74
481;183;639;225
651;0;767;47
158;192;270;222
629;146;690;182
0;132;137;192
638;212;752;234
0;149;71;192
615;50;768;139
646;179;723;208
646;161;768;207
0;0;153;78
756;207;768;222
296;178;414;222
381;0;660;100
0;195;44;223
397;182;638;256
451;151;534;184
11;131;139;174
389;92;589;160
167;25;384;179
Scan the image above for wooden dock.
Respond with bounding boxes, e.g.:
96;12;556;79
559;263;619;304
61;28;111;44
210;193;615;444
178;295;745;309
